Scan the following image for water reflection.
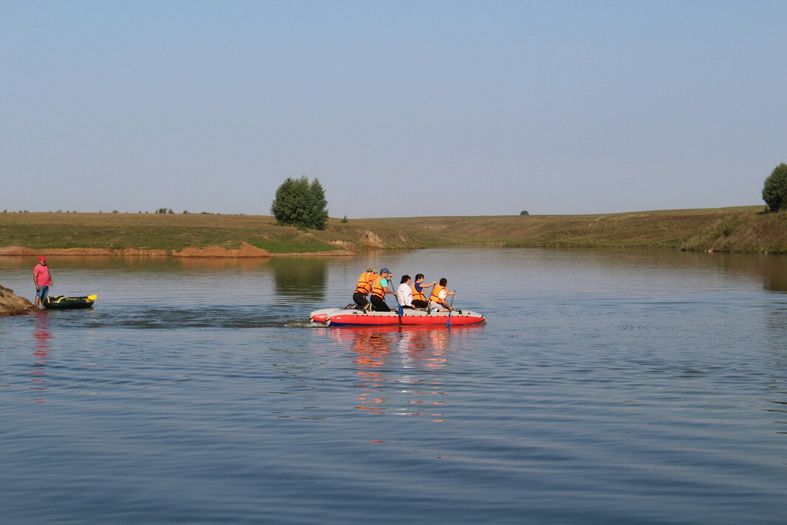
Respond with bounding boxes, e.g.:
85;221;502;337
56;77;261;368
758;257;787;292
328;325;482;422
0;255;271;272
3;249;787;292
270;258;327;300
680;252;787;292
765;305;787;434
176;257;270;271
339;327;392;416
31;313;52;403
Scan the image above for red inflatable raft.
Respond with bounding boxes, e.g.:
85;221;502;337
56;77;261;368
309;307;485;327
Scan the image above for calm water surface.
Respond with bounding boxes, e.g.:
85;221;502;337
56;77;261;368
2;249;787;524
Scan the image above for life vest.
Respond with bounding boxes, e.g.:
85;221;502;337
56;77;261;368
354;272;377;294
412;281;426;302
429;284;446;305
371;276;389;299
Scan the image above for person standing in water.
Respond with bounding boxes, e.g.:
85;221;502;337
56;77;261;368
33;256;54;309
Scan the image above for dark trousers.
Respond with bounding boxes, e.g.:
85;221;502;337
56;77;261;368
412;299;428;308
370;295;390;312
353;292;369;309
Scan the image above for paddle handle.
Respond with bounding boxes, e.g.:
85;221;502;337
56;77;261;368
447;292;456;326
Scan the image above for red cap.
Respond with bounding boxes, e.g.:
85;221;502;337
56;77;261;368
38;256;46;263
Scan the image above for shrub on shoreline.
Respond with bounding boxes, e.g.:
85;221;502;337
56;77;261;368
762;163;787;212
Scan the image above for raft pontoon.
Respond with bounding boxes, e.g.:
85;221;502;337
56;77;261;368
310;307;484;327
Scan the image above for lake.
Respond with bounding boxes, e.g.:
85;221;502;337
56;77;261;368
2;248;787;524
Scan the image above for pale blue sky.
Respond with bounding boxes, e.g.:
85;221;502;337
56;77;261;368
2;1;785;217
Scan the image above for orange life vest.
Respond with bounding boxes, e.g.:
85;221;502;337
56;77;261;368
371;276;389;299
355;272;377;295
429;284;447;305
412;281;426;302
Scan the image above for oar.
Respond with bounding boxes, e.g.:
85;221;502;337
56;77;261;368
391;276;404;317
447;292;456;327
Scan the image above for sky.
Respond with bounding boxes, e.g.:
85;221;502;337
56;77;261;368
1;0;786;218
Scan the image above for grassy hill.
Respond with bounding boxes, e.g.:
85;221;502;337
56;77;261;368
1;206;785;255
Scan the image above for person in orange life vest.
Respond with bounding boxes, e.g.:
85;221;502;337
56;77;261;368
411;273;436;309
370;267;396;312
33;256;54;309
428;277;455;312
353;267;378;310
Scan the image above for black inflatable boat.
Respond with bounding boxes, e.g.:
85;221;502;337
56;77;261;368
43;294;98;310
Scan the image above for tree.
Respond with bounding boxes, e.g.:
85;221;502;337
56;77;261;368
763;163;787;212
271;177;309;227
271;176;329;229
306;178;328;230
520;210;530;216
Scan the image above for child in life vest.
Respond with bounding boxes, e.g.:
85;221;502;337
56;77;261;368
428;278;455;312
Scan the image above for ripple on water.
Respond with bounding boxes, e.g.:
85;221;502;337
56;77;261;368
1;250;787;524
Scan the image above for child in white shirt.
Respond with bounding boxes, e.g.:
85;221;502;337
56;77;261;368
396;275;415;309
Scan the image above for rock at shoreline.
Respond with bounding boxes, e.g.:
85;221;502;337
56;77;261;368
0;285;34;316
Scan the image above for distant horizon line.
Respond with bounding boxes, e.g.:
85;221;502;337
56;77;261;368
0;204;766;219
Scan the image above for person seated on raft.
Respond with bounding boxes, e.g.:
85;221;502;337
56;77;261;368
352;267;377;310
396;275;416;310
428;278;455;312
411;273;436;309
370;267;396;312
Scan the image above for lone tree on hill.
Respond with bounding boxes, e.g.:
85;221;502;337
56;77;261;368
763;163;787;212
271;176;329;230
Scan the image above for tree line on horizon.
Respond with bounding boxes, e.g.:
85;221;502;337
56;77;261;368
3;165;784;220
263;163;786;230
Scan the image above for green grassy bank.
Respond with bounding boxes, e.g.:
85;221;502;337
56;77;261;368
1;206;785;255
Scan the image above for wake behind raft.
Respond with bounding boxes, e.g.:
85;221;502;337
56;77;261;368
309;307;485;327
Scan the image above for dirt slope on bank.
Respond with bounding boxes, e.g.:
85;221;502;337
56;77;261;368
0;285;34;316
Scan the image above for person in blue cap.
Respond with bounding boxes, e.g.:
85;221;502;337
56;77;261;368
369;267;396;311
